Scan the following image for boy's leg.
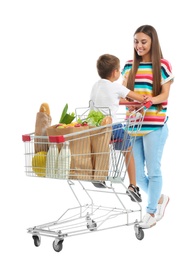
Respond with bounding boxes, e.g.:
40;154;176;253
124;147;136;186
112;124;141;201
112;125;136;184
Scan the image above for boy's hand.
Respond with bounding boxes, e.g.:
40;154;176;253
126;105;136;112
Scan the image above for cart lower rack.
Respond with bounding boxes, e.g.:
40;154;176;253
28;181;143;252
22;102;151;252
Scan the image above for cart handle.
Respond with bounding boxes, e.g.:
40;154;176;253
22;133;65;143
119;101;152;109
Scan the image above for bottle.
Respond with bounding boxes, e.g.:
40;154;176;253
57;141;71;179
46;144;59;177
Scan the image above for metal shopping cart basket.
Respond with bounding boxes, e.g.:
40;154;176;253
22;101;152;252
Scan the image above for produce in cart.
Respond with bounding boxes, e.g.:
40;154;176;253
32;151;47;177
46;108;112;181
46;103;93;180
59;103;75;124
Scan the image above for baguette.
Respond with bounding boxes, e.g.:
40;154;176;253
101;116;112;126
39;102;50;115
34;103;52;153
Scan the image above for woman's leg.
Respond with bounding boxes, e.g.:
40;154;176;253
143;124;168;214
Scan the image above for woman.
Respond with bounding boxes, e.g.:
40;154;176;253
122;25;174;228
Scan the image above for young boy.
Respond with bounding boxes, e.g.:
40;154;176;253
90;54;146;202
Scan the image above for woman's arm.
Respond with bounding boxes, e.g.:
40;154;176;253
146;81;171;104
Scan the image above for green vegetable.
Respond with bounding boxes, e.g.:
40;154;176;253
59;104;75;124
86;110;105;126
77;118;83;124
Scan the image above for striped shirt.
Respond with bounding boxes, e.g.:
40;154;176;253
122;59;174;136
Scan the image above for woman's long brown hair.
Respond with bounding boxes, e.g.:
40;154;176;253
127;25;163;111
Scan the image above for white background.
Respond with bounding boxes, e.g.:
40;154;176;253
1;0;194;259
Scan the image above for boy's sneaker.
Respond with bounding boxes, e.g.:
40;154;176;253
126;184;142;202
92;181;106;188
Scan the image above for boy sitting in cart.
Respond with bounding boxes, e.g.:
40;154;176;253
89;54;147;202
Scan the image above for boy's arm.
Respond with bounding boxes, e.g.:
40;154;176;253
119;98;129;104
126;90;145;103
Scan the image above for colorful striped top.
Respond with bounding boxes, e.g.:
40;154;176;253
121;59;174;136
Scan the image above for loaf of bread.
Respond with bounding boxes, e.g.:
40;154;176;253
101;116;112;126
34;103;52;153
39;103;50;115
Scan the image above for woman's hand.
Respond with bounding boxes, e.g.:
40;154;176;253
143;95;153;103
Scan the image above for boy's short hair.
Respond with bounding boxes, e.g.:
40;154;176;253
97;54;120;79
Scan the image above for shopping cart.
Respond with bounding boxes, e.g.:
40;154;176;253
22;101;152;252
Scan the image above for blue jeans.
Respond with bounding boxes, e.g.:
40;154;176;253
111;124;131;150
132;124;168;214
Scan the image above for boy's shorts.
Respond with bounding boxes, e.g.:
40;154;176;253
111;123;131;150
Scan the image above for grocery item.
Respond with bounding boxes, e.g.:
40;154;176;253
34;103;52;153
47;125;93;180
59;103;75;124
101;116;112;126
86;110;105;126
57;141;71;178
39;103;50;115
46;144;59;177
32;151;47;177
90;115;112;181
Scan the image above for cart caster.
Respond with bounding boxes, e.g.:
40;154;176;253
32;234;41;247
135;228;144;240
134;223;144;240
87;220;97;231
53;239;64;252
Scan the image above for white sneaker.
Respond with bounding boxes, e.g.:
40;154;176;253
139;213;156;229
156;194;170;222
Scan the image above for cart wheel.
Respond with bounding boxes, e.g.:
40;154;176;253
135;228;144;240
32;235;41;247
87;220;97;231
53;240;63;252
